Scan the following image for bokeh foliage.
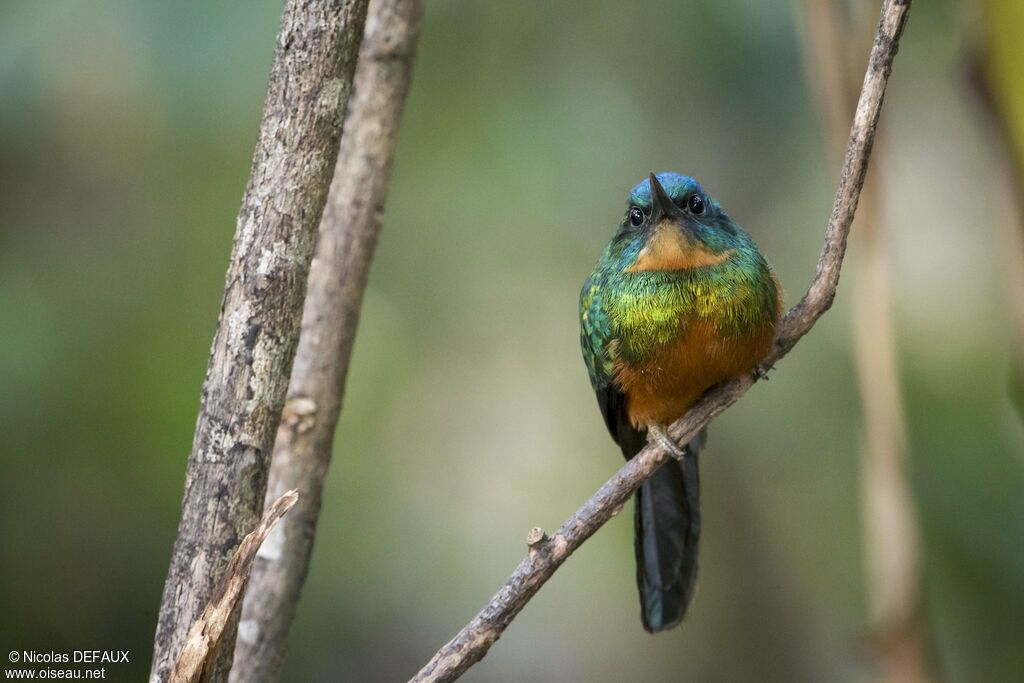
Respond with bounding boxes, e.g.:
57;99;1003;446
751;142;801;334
0;1;1021;681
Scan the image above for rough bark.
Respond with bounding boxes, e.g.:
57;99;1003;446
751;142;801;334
409;1;913;681
150;1;370;681
229;1;424;680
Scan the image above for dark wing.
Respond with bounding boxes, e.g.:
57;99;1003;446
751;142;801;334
580;275;637;449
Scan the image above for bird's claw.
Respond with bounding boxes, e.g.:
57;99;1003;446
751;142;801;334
647;424;686;461
753;363;773;382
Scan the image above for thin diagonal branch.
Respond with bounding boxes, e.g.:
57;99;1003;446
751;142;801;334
151;1;371;681
409;1;912;681
230;0;424;680
169;491;299;683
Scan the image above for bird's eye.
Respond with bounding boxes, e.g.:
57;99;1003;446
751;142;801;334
628;206;644;227
688;194;706;215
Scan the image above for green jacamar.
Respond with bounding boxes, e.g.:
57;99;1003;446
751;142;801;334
579;172;781;631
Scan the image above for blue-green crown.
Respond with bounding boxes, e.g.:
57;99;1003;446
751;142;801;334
628;172;703;208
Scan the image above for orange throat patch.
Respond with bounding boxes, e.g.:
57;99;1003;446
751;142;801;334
626;223;734;273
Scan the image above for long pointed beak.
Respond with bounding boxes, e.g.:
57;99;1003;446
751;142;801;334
648;172;684;223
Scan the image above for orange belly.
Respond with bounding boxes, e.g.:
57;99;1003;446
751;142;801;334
613;320;775;428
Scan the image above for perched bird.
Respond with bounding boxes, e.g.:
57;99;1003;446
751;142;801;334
579;172;781;631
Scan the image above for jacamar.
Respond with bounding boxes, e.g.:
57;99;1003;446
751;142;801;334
579;172;781;631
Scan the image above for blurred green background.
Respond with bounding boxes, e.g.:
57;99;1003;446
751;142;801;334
2;0;1022;681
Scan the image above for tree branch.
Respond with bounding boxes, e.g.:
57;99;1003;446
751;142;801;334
229;0;424;679
150;1;371;681
409;1;913;681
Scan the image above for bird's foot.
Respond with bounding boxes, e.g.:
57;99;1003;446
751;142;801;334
753;363;773;382
647;424;686;461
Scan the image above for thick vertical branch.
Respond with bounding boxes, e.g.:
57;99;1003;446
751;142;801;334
797;2;931;682
150;1;370;681
230;0;424;680
410;2;912;681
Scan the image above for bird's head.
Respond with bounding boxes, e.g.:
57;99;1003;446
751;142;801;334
616;172;742;273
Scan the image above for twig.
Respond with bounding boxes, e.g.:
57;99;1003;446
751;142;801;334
150;1;371;681
168;491;299;683
229;1;424;680
409;1;913;681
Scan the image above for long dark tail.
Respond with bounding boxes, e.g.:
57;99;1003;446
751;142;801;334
621;428;703;632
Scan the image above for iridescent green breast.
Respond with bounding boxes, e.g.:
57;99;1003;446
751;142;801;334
580;172;780;436
583;243;778;374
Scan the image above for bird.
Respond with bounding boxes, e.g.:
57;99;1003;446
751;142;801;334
579;172;781;632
